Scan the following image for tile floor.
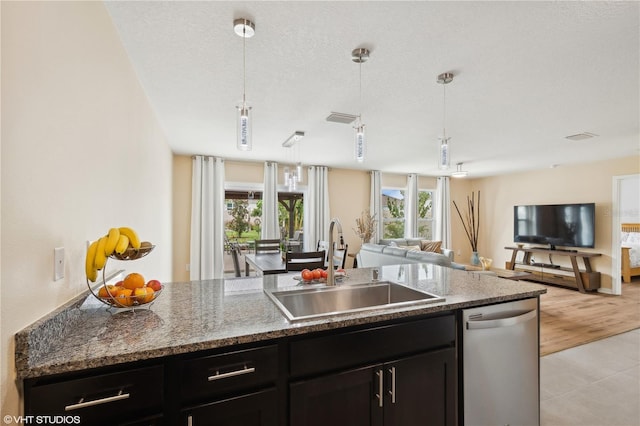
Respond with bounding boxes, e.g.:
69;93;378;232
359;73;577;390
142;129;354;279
541;328;640;426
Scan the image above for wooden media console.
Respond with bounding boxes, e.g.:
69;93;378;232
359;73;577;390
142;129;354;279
505;246;601;293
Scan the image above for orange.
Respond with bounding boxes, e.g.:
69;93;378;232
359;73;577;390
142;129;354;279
112;288;133;307
97;285;117;299
123;272;145;290
134;287;154;304
114;293;134;307
112;288;134;307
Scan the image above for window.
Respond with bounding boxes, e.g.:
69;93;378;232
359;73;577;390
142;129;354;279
224;190;304;243
381;188;434;239
417;190;433;239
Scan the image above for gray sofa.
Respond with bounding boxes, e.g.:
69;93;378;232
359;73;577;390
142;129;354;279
378;238;454;261
357;242;465;270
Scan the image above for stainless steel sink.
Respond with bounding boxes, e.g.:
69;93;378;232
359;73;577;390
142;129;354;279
265;281;444;321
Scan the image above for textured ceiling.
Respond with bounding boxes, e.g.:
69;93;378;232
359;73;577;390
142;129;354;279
105;1;639;177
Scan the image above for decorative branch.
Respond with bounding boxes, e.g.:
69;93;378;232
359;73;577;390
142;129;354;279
453;190;480;252
353;209;376;243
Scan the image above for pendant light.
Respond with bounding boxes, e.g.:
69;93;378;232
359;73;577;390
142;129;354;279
352;48;370;163
437;72;454;170
234;18;255;151
451;162;469;178
282;131;305;191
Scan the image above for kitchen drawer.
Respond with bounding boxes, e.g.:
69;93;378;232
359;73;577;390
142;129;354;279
26;365;163;425
179;344;278;403
290;314;455;377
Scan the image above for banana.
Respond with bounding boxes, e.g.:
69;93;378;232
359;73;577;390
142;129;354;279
118;227;140;249
104;228;120;256
115;234;130;254
94;236;108;270
85;240;99;282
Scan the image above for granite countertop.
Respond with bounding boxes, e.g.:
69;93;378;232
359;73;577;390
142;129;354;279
15;264;546;380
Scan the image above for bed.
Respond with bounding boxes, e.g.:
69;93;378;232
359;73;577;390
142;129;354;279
621;223;640;283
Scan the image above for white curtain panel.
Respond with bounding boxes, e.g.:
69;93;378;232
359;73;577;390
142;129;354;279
304;165;330;251
190;156;225;280
370;170;383;243
434;176;452;249
261;162;280;239
404;173;418;238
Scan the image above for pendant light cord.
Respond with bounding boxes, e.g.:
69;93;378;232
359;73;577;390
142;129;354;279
359;60;363;124
442;83;447;139
242;27;247;106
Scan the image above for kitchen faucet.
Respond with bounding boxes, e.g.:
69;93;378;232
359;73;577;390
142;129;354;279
327;218;343;286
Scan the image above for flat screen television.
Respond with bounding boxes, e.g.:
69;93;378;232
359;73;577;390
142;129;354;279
513;203;595;249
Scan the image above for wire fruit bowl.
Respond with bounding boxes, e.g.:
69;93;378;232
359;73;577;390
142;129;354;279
96;285;163;309
109;242;154;260
87;243;161;311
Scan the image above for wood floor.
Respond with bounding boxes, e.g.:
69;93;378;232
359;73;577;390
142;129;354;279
539;280;640;356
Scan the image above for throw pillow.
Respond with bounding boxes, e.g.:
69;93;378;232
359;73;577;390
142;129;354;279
420;240;442;253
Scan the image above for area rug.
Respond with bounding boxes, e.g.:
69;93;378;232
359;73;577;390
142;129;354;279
539;281;640;356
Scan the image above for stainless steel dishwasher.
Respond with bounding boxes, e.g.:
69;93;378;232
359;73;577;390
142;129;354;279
462;297;539;426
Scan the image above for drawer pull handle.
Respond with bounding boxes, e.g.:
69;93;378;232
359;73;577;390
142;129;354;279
64;390;130;411
208;365;255;381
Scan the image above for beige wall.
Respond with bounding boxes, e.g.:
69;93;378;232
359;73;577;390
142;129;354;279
172;155;192;282
462;156;640;290
327;168;369;267
1;2;172;415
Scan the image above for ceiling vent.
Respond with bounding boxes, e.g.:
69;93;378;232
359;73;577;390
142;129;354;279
326;112;357;124
565;132;598;141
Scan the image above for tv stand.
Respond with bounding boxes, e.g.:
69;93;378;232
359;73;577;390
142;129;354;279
505;246;601;293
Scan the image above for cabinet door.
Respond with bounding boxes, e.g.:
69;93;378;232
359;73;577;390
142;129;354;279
290;365;383;426
182;388;277;426
384;348;456;426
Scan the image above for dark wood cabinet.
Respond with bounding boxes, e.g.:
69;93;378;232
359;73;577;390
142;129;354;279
176;344;280;426
23;313;455;426
290;348;456;426
290;366;381;426
24;365;164;426
181;388;278;426
178;345;278;404
383;348;456;426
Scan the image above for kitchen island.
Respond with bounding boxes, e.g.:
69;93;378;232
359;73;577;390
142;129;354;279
16;264;546;425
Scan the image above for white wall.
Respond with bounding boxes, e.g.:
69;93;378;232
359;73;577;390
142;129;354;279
1;2;172;416
620;175;640;223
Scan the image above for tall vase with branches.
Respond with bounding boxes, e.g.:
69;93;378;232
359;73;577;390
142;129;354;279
453;190;481;265
354;209;376;244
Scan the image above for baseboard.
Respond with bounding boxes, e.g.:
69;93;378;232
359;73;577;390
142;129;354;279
597;287;614;295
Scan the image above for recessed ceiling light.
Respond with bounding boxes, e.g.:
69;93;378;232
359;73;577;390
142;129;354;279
565;132;598;141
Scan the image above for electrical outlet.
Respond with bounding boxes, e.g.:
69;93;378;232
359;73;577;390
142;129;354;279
54;247;65;281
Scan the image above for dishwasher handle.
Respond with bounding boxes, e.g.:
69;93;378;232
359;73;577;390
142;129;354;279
466;309;537;330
